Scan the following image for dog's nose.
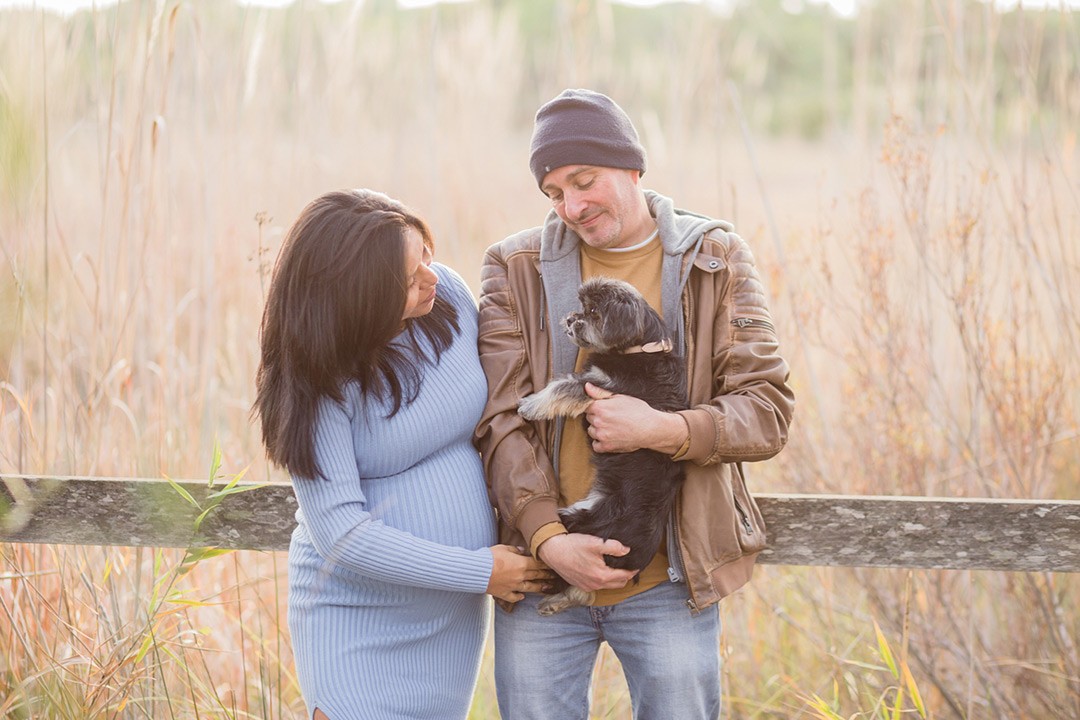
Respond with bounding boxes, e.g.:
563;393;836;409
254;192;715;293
564;313;584;335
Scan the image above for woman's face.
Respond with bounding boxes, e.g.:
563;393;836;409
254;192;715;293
400;226;439;321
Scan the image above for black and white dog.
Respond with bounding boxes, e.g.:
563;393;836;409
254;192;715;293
517;277;687;615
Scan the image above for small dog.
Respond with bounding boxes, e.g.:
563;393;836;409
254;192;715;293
517;276;687;615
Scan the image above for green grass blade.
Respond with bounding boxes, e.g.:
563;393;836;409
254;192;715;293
874;620;899;680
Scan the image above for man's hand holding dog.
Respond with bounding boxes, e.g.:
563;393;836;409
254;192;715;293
538;534;637;592
583;382;689;455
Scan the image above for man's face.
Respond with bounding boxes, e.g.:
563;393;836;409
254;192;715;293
540;165;644;250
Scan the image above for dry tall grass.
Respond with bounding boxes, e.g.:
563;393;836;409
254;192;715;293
1;1;1077;718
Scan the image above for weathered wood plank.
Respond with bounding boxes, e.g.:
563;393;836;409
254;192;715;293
0;475;297;552
754;493;1080;572
2;476;1079;572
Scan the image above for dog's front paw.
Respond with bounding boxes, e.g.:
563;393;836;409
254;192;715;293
518;377;591;420
517;393;548;420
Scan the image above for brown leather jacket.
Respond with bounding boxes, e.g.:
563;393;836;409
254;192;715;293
475;191;795;612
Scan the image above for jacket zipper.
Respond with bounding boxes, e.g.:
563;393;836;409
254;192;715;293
734;497;753;535
732;463;754;535
669;500;699;613
731;316;774;332
538;268;558;454
539;272;545;331
675;288;699;613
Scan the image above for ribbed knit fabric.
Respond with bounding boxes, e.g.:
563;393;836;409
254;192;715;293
287;264;497;720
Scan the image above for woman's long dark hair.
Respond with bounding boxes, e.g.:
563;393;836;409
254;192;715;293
252;189;459;479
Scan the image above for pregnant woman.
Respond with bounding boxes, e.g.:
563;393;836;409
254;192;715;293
252;189;550;720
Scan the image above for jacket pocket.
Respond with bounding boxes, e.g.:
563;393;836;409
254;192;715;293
731;462;767;553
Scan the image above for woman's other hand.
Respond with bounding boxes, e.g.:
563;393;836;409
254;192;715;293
486;545;556;603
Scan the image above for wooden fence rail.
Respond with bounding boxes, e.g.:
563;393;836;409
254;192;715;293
2;475;1079;573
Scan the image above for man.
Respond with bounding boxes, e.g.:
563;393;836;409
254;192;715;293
475;88;795;719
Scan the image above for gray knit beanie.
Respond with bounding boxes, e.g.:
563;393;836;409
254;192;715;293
529;89;647;190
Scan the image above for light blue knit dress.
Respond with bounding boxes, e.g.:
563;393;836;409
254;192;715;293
287;264;496;720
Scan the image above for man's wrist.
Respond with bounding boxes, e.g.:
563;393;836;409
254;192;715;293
536;532;569;564
652;411;690;455
530;521;568;559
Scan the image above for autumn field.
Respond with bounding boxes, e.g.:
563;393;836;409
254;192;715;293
1;0;1078;717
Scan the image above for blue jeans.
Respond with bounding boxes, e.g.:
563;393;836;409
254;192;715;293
494;581;721;720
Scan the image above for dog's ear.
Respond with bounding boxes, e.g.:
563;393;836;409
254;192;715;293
637;301;668;344
601;292;651;348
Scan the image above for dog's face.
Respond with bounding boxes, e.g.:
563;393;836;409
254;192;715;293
564;277;667;353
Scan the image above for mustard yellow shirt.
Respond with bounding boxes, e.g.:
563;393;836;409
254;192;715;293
550;234;673;606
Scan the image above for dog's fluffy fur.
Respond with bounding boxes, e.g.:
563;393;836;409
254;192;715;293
517;277;687;615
